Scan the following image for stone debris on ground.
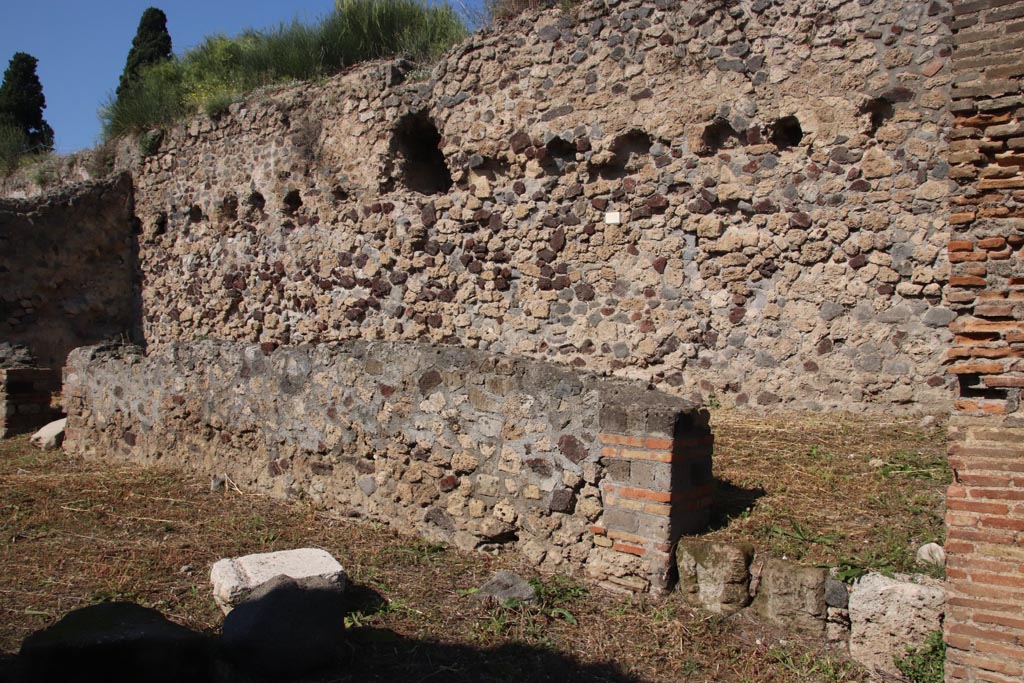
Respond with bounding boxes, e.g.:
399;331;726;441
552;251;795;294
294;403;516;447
29;417;66;451
210;547;347;614
474;570;538;604
847;572;945;679
915;542;946;567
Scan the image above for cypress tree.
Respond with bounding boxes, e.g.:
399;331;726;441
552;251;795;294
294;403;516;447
0;52;53;153
117;7;173;99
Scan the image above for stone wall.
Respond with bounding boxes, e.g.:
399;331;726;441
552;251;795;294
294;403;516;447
118;0;956;412
0;174;141;383
62;341;713;593
944;1;1024;681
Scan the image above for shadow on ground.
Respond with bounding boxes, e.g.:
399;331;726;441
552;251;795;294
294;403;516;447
705;476;766;532
0;584;640;683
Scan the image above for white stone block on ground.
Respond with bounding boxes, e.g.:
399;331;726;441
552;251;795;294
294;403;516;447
30;418;66;450
210;548;346;614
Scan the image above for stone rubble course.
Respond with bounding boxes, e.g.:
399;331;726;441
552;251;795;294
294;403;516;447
210;547;347;614
64;340;713;593
847;571;945;678
29;417;67;451
7;0;956;414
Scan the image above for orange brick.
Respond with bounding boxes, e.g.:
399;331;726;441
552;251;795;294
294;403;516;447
979;237;1008;250
950;251;989;263
947;499;1010;515
619;448;672;463
983;401;1008;415
979;178;1024;190
983;376;1024;388
642;502;673;516
607;529;651;545
950;212;977;225
950;240;976;252
645;437;673;450
613;485;673;503
598;433;645;447
600;446;620;458
950;276;988;287
949;362;1006;375
589;525;607;536
612;541;646;557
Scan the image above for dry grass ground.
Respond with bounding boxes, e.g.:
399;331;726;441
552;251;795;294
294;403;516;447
0;409;948;682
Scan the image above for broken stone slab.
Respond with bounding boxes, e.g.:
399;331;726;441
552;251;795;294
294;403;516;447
220;575;347;680
210;548;346;614
18;601;214;683
676;540;754;614
750;558;827;636
848;572;945;678
474;570;537;603
29;417;66;451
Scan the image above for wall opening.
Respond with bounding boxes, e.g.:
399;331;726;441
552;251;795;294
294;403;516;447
282;190;303;215
391;111;453;195
769;116;803;150
591;129;653;180
700;118;740;155
541;136;577;174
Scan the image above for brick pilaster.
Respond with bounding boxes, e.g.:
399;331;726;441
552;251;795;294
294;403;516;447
591;393;713;593
946;1;1024;681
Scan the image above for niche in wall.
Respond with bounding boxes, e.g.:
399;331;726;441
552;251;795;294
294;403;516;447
391;111;453;195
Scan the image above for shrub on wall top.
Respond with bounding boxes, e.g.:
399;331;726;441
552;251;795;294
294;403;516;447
99;0;467;140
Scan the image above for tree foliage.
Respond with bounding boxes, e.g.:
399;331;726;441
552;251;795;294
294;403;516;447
0;52;53;154
117;7;173;99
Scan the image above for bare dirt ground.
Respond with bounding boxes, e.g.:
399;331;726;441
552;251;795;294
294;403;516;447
0;409;948;682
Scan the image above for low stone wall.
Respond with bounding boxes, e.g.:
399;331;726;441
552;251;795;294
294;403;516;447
62;341;712;593
0;368;59;438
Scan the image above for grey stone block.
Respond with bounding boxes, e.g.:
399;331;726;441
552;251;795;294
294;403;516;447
676;541;754;615
751;559;827;636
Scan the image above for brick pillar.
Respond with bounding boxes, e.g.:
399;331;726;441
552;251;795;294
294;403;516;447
946;2;1024;681
590;388;713;593
0;368;59;438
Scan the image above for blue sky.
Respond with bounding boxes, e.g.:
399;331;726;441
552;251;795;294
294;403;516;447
0;1;482;154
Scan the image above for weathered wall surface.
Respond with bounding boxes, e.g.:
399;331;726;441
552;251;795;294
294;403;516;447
62;341;713;593
121;0;956;412
944;1;1024;681
0;174;140;379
